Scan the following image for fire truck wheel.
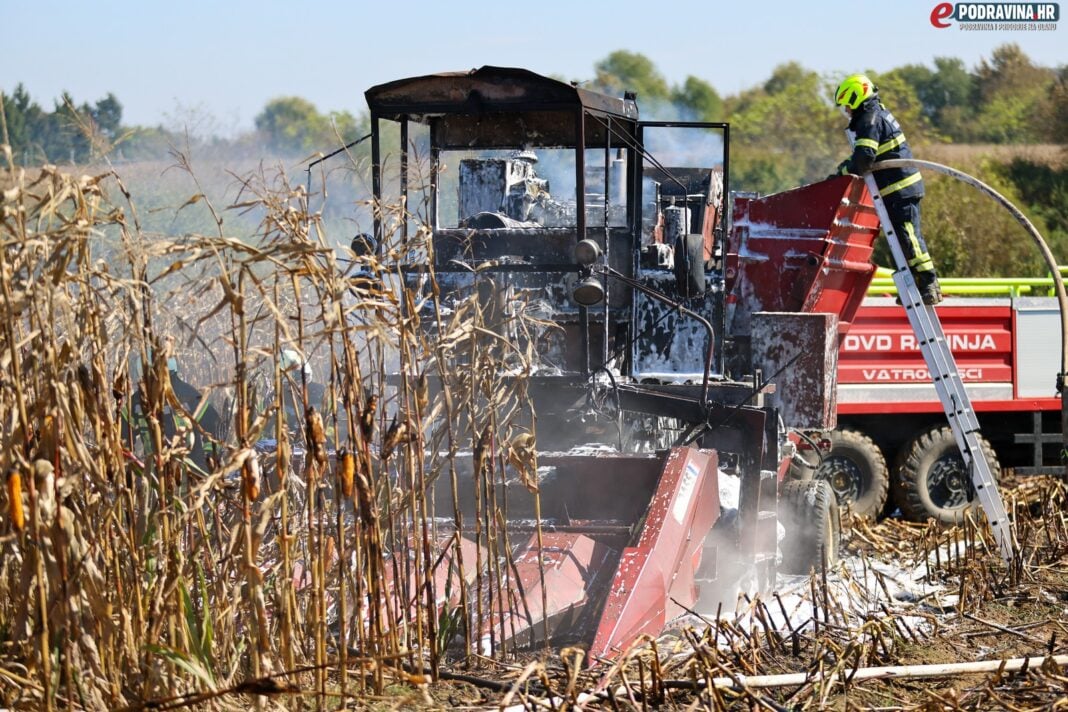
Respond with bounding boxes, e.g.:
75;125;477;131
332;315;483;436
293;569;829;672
779;479;841;575
814;429;889;520
894;426;1001;524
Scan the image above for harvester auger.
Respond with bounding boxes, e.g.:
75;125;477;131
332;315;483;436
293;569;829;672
364;67;883;661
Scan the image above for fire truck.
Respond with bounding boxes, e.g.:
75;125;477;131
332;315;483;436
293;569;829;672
810;272;1064;522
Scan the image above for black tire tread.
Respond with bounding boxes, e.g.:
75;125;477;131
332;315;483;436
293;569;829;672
815;428;890;520
894;425;1001;523
779;479;841;574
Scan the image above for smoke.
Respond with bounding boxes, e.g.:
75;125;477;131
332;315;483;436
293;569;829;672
76;99;385;250
692;470;767;614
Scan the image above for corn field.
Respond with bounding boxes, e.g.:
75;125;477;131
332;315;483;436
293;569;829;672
0;144;554;710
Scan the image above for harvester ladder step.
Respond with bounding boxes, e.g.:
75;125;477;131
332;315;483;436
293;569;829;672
862;172;1015;562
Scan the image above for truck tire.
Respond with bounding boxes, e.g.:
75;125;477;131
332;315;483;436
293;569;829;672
894;425;1001;524
779;479;841;575
814;429;889;520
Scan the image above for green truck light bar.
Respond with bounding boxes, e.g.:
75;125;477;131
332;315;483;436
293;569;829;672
868;265;1068;298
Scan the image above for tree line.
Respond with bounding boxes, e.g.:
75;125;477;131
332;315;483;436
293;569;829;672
2;43;1063;164
0;90;368;165
580;45;1066;277
1;43;1065;276
1;86;123;165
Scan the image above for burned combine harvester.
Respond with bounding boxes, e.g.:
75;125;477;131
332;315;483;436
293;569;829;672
365;67;882;660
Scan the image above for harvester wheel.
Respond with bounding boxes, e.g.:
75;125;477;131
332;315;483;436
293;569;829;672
779;479;841;575
814;429;889;520
894;426;1001;524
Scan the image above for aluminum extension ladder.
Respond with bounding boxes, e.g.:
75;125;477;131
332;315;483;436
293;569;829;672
862;173;1016;562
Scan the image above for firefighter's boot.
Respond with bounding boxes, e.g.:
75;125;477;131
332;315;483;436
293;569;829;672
916;270;943;306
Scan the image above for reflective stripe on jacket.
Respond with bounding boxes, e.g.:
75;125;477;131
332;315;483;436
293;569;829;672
844;97;924;202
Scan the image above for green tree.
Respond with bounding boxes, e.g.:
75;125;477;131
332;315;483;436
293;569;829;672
1051;66;1068;145
255;96;327;155
593;51;670;103
326;110;365;144
972;44;1055;143
763;62;809;96
41;92;92;163
914;163;1054;277
868;71;930;144
886;58;975;140
929;58;976;123
725;63;842;193
976;44;1049;101
2;86;123;163
928;57;980;141
91;93;123;142
1000;158;1068;264
1;84;46;162
254;97;367;156
672;76;723;121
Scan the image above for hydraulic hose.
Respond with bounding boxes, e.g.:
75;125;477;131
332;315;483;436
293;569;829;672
871;158;1068;478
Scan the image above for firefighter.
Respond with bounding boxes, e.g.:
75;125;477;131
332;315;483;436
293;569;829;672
833;74;943;306
124;354;222;471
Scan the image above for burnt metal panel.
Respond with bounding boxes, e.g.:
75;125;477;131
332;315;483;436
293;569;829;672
431;226;632;268
751;312;839;430
726;177;880;340
432;112;638;150
614;382;761;419
437;111;576;149
631;274;723;382
365;66;639;124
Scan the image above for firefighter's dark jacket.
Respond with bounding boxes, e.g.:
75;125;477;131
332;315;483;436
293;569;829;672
839;97;924;202
123;373;221;466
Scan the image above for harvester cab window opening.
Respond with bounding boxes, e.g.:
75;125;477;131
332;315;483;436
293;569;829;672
303;130;375;242
588;114;728;260
636;123;726;252
366;115;434;254
626;121;728;384
439;147;577;230
399;118;435;244
428;145;630;232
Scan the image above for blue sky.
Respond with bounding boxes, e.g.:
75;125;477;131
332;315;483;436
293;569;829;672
4;0;1065;135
